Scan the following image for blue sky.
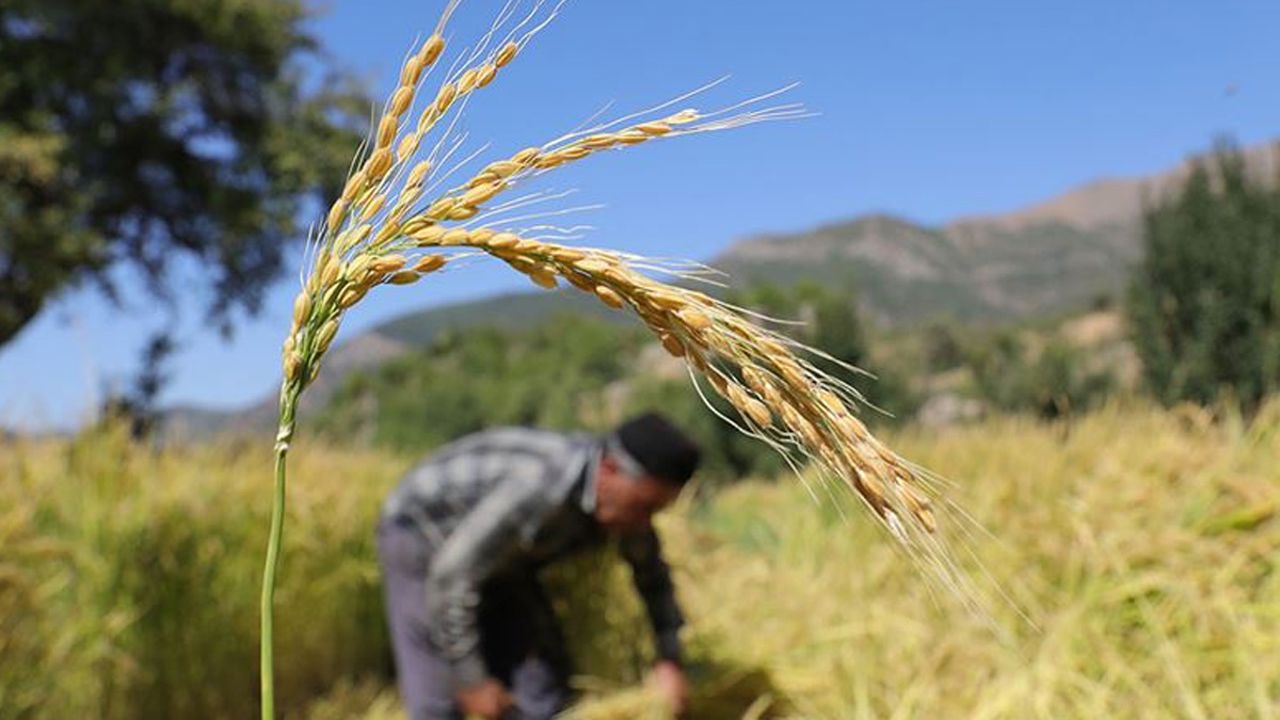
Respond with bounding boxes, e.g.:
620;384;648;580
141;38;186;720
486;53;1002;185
2;0;1277;430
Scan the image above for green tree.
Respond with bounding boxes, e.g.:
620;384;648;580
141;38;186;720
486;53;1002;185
0;0;366;345
967;330;1116;419
1127;141;1280;410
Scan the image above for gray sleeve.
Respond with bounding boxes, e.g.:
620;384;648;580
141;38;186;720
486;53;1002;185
423;476;543;686
618;528;685;663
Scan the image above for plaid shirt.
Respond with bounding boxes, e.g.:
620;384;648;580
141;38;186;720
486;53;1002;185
380;426;685;686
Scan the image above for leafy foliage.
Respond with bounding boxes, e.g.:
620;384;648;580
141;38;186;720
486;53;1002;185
967;331;1115;419
316;315;649;453
0;0;367;345
1127;140;1280;411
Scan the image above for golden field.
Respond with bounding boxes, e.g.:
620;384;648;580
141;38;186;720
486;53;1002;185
2;400;1277;719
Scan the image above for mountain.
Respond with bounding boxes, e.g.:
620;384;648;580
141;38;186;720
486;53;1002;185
165;139;1277;437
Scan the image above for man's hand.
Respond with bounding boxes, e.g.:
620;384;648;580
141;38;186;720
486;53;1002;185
650;659;690;716
456;677;513;719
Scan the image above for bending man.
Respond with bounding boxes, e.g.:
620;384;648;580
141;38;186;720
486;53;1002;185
376;412;700;719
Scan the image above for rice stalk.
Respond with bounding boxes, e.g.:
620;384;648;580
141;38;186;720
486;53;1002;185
262;2;971;716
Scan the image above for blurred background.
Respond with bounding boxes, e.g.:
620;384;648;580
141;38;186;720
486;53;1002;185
2;1;1278;718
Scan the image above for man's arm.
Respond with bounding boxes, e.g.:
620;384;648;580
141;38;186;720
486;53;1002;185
424;475;543;687
618;528;685;663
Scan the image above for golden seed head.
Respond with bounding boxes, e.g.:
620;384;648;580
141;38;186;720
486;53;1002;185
338;286;366;309
677;308;712;332
315;319;340;354
917;507;938;533
397;131;422;161
376;114;399;149
774;356;807;387
594;285;625;309
341;170;367;203
495;41;519;67
319;252;342;287
374;222;402;248
505;255;537;272
533;154;565;170
469;227;496;244
836;414;867;440
461;181;504;207
456;68;479;93
660;333;686;358
370;255;407;274
326;199;348;231
573;258;610;275
359;193;387;222
468;171;499;189
487;232;520;249
581;134;616;150
512;147;541;165
412;254;447;273
512;238;542;254
475;64;497;87
282;335;295;357
762;383;785;411
563;271;595;293
447;205;477;220
424;197;456;220
549;247;586;263
345;255;373;280
616;129;648;145
637;121;672;136
284;352;303;381
441;228;471;246
409;223;445;245
406;160;432;187
484;160;522;178
601;266;629;286
390;86;414;117
528;269;558;289
399;55;424;87
434;82;457;113
292;292;312;326
389;270;420;285
420;34;445;65
366;148;393;180
744;398;773;428
337;224;372;254
646;290;686;311
816;389;846;416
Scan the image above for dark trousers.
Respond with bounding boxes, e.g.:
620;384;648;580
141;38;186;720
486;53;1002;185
377;520;573;720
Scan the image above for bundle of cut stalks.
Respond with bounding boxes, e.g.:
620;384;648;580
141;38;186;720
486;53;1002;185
260;1;980;717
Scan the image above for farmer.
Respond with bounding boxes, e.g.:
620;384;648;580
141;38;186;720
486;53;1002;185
376;412;700;720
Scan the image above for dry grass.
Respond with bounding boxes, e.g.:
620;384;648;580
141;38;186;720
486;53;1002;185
3;400;1277;718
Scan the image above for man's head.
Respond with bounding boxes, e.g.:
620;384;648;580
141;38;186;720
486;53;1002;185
593;412;701;533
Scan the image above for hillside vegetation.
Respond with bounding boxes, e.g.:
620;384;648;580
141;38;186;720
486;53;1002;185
4;401;1277;718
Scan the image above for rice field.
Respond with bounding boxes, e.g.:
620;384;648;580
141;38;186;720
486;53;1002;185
2;399;1277;719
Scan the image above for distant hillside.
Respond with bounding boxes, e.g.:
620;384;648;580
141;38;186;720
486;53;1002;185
712;213;1137;324
164;139;1277;437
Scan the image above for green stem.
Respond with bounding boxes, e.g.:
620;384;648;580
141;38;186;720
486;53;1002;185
261;444;287;719
262;387;298;719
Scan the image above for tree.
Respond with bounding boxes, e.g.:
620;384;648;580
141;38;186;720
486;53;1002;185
1127;141;1280;411
0;0;367;346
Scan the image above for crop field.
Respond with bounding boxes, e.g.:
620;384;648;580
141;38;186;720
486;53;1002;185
2;400;1277;719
